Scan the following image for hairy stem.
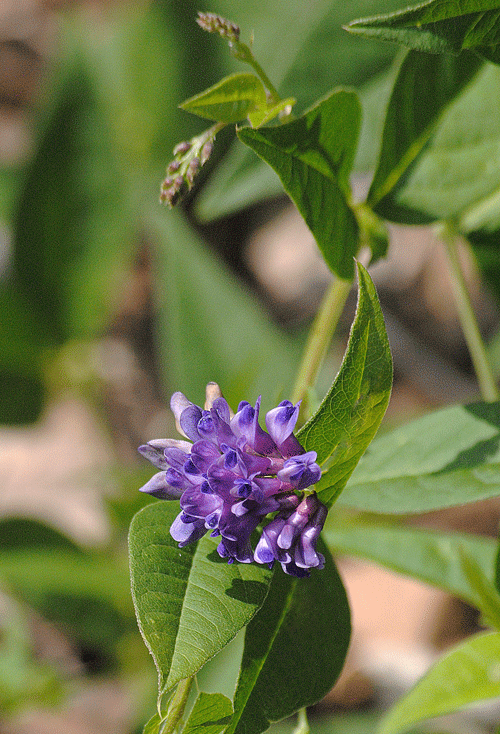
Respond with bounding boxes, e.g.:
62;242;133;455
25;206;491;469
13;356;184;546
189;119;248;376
160;678;194;734
442;221;499;402
291;275;353;410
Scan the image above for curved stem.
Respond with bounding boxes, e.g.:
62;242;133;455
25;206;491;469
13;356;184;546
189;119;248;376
441;221;499;402
291;275;353;409
160;678;194;734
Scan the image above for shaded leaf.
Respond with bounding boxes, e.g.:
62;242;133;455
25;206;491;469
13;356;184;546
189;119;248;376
129;501;272;698
180;73;268;124
378;631;500;734
366;50;482;222
183;692;233;734
228;542;350;734
340;400;500;513
346;0;500;56
297;263;392;507
238;90;362;278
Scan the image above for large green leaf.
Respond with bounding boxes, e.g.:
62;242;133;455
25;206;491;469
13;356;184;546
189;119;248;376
129;501;272;698
227;542;350;734
297;263;392;507
340;400;500;513
237;90;361;279
146;208;299;410
324;515;497;612
183;692;233;734
378;631;500;734
365;61;500;224
346;0;500;56
366;50;482;222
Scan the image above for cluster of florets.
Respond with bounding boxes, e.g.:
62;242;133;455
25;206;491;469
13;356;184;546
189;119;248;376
196;11;240;44
138;383;327;577
160;134;215;207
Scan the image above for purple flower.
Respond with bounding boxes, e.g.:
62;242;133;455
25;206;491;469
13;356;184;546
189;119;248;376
138;383;327;577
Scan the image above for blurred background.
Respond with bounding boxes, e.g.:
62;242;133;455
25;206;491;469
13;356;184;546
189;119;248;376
1;0;500;732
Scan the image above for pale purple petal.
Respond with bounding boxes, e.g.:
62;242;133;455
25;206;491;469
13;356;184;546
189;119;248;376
139;471;183;499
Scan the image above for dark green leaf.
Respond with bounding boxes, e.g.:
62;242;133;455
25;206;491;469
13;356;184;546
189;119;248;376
324;514;497;612
297;263;393;507
228;543;350;734
238;90;362;278
366;50;482;222
341;400;500;513
183;692;233;734
378;631;500;734
346;0;500;55
129;501;272;698
180;73;268;124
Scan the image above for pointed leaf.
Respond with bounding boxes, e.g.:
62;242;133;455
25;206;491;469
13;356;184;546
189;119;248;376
378;631;500;734
227;543;350;734
129;501;273;697
346;0;500;55
182;692;233;734
324;515;497;613
180;73;268;124
341;400;500;513
366;50;482;222
238;90;362;278
297;263;393;507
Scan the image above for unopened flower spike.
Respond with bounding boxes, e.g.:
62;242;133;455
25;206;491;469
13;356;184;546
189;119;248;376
138;383;327;577
196;12;240;45
160;122;224;208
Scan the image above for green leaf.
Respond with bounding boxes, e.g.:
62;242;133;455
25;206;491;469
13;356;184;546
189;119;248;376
366;50;482;221
367;61;500;224
247;97;296;128
297;263;393;507
228;543;350;734
180;73;268;124
378;631;500;734
129;501;273;698
324;514;498;612
341;400;500;513
346;0;500;55
183;692;233;734
238;90;362;279
457;551;500;628
146;208;300;409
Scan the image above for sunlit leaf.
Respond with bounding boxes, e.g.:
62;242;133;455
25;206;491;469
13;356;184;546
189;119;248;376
378;632;500;734
180;73;268;124
297;263;393;507
129;501;272;698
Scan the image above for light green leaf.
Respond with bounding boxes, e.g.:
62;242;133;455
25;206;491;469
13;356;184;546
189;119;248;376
247;97;296;128
129;501;272;698
180;73;268;124
227;543;350;734
183;692;233;734
297;263;393;507
324;514;497;613
346;0;500;55
378;631;500;734
341;400;500;513
238;90;362;278
367;61;500;224
146;208;300;410
366;50;482;221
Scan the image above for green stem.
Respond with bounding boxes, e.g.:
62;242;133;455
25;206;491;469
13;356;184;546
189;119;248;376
291;275;353;409
232;42;281;104
442;221;499;402
293;708;310;734
159;678;194;734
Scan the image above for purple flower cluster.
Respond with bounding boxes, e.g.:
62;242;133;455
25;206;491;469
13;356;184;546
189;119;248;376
138;383;327;577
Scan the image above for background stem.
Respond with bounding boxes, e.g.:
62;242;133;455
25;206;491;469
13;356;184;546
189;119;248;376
291;275;352;409
442;222;499;402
